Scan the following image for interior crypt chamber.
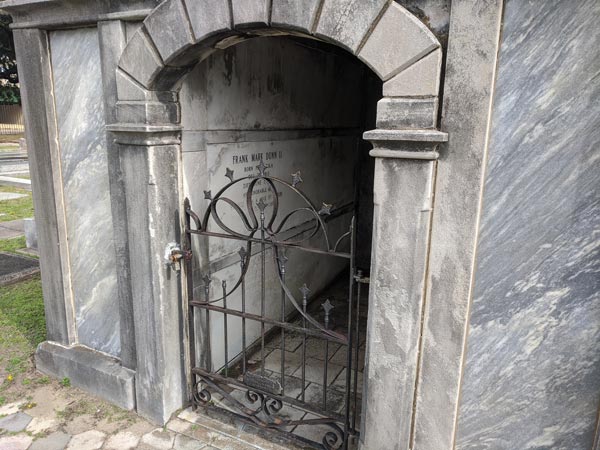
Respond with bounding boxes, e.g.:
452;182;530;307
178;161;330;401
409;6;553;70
179;36;380;446
4;1;599;450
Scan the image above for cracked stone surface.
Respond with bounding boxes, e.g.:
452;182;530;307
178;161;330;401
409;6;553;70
29;432;71;450
0;412;32;432
140;428;176;449
26;416;58;434
104;431;140;449
66;430;106;450
0;435;33;450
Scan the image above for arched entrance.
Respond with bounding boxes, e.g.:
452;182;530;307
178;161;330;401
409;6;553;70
177;35;380;449
108;1;448;449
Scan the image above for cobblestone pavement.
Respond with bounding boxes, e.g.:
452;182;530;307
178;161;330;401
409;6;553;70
0;394;305;450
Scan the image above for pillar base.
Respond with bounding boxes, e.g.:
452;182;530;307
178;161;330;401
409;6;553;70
35;341;136;411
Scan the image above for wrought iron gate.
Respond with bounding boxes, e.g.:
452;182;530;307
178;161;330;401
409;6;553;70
183;160;367;450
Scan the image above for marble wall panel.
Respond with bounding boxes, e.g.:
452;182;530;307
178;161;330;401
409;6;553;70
50;29;120;356
456;1;600;449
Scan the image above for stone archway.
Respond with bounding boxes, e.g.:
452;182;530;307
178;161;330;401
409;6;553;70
108;1;448;448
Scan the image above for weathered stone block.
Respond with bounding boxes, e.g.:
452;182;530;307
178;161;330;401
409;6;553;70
0;435;32;450
118;28;164;89
29;432;70;450
116;101;181;125
271;0;321;33
120;144;186;425
35;342;136;410
315;0;388;52
361;158;435;450
24;217;37;249
231;0;269;28
13;29;70;345
0;412;32;432
359;2;439;80
384;48;442;97
144;0;195;65
184;0;231;41
376;97;439;129
116;69;178;103
67;430;106;450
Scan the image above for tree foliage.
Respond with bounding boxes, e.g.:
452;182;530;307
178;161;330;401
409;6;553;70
0;15;19;105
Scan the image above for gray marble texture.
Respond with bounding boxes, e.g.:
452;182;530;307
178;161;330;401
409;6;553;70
456;1;600;449
50;28;120;356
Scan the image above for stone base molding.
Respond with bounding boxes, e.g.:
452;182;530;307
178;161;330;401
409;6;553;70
36;342;136;410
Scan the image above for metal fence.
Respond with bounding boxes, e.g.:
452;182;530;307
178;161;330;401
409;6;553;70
0;104;24;134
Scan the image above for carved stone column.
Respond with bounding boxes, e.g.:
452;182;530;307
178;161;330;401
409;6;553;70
108;125;187;424
360;98;447;449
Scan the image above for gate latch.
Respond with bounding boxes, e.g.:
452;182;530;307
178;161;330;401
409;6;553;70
164;242;191;272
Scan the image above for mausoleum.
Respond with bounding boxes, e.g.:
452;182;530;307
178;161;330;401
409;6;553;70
2;0;599;449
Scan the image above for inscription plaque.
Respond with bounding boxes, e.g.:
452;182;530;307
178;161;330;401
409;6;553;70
206;137;357;260
243;372;283;395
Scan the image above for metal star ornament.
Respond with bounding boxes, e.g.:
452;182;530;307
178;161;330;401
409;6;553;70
318;203;333;216
203;190;212;200
291;171;303;188
202;273;212;287
225;168;234;182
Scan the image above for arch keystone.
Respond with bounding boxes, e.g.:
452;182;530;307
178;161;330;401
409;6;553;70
358;2;440;80
271;0;321;33
231;0;269;28
184;0;232;42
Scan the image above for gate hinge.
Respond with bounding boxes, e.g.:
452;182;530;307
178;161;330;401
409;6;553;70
164;242;191;272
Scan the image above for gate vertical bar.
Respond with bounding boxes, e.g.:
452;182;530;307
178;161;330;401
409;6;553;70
353;270;363;432
344;217;357;449
278;249;287;393
184;199;196;402
300;284;310;402
222;280;229;377
203;275;212;372
259;201;266;376
322;301;332;410
239;248;247;375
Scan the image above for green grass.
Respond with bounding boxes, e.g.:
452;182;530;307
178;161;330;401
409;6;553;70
0;145;20;152
0;274;44;405
0;236;26;254
0;186;33;222
0;275;45;379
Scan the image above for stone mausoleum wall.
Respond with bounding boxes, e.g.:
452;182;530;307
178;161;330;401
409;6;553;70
455;1;600;449
2;0;598;449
